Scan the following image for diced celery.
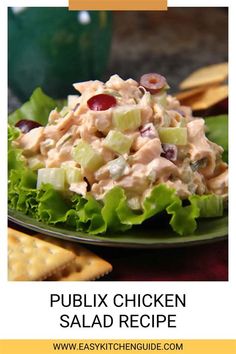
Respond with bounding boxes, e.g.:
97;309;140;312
72;140;104;172
158;127;187;145
37;168;65;191
113;106;141;132
103;130;133;154
65;167;82;185
28;157;45;171
61;161;77;169
153;92;167;107
178;117;187;127
108;156;127;180
61;161;82;184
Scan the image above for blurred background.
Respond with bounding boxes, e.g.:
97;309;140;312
8;7;228;111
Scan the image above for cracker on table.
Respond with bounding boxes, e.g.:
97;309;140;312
179;62;228;90
8;228;76;281
36;235;113;281
181;84;228;110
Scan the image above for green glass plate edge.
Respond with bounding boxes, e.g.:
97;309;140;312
8;208;228;249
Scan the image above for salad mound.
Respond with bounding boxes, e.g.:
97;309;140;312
8;74;228;236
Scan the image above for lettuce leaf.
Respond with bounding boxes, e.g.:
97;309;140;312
189;194;224;218
8;125;25;173
8;124;21;141
167;200;200;236
102;187;131;232
8;165;225;236
8;88;65;126
7;93;227;237
116;184;178;225
8;169;38;216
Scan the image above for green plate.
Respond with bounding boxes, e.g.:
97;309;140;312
8;209;228;249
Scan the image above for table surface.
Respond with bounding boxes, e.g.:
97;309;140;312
98;240;228;281
9;221;228;281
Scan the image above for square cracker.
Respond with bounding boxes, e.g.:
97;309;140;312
174;85;214;101
36;235;113;281
180;85;228;110
179;62;228;90
8;228;76;281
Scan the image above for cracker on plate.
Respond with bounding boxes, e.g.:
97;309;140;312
8;228;76;281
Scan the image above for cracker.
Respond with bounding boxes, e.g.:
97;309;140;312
179;62;228;90
181;85;228;110
8;228;76;281
174;85;213;101
36;236;113;281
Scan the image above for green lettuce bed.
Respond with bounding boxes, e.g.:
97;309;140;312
8;89;228;236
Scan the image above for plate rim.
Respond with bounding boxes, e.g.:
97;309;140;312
8;209;228;249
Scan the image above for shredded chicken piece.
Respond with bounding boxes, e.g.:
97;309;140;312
207;170;228;195
18;127;44;156
69;181;87;196
187;119;222;177
132;138;162;164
